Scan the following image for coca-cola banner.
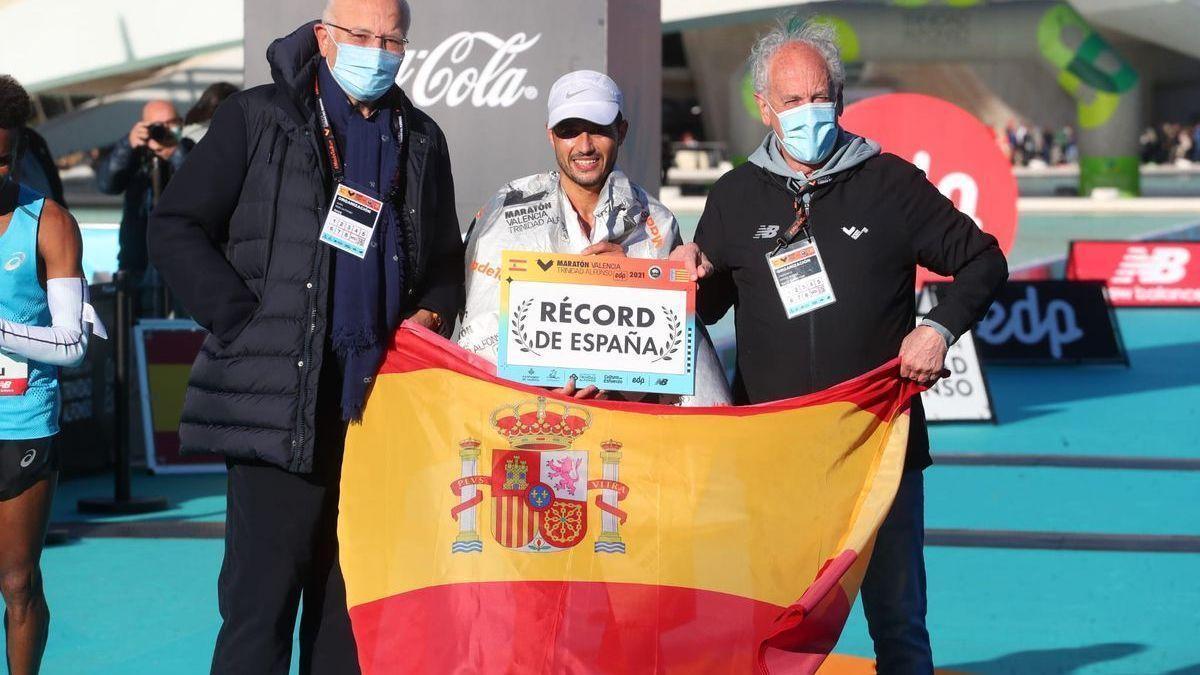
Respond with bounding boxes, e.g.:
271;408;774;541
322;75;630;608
841;94;1019;288
245;0;662;229
1067;241;1200;307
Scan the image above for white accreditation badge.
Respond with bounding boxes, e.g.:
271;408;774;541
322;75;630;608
0;350;30;396
319;184;384;259
766;237;837;319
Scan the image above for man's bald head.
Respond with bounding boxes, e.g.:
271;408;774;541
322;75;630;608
322;0;411;34
142;100;180;125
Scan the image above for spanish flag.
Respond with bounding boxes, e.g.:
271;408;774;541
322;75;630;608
339;324;920;674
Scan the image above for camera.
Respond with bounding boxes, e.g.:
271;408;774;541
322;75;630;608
147;123;175;144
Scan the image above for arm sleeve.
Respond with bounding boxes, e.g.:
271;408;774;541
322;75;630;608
95;137;136;195
919;317;956;346
901;164;1009;339
414;128;466;336
0;278;106;368
147;98;259;345
693;190;738;325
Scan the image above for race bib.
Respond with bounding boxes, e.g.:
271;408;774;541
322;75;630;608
319;183;384;258
0;351;30;396
767;238;837;319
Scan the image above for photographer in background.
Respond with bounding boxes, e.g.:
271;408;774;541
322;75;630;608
96;100;192;312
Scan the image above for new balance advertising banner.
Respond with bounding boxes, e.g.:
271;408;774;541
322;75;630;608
339;324;920;674
1068;241;1200;307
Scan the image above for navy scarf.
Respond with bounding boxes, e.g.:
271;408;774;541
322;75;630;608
318;62;407;420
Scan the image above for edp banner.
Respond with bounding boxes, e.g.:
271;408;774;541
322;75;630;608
497;252;695;395
1067;240;1200;307
134;320;224;474
948;281;1128;365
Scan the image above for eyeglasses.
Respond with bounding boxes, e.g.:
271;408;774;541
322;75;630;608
324;22;409;54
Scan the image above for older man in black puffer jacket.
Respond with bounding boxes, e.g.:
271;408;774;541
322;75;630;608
148;0;463;671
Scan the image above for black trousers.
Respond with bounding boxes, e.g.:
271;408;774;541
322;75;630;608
211;367;359;674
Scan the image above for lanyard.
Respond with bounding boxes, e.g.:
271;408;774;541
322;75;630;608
313;77;407;200
771;189;813;256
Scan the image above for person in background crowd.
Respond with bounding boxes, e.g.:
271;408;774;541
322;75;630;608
1059;124;1078;164
1004;120;1020;165
994;125;1011;165
148;0;463;671
0;74;104;675
1139;125;1157;163
458;70;730;406
673;15;1007;672
183;82;240;144
1171;124;1192;164
96;99;192;305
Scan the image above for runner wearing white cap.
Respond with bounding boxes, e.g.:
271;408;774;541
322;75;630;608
457;70;730;405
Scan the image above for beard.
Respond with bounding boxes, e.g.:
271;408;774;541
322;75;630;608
557;151;609;189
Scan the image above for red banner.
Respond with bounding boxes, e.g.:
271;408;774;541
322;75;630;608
841;94;1018;287
1067;241;1200;307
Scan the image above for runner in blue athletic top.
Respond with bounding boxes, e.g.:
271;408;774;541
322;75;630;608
0;74;103;675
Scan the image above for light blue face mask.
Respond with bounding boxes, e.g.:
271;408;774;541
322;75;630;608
770;101;839;164
328;37;404;102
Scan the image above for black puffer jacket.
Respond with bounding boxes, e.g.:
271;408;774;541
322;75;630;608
149;22;464;472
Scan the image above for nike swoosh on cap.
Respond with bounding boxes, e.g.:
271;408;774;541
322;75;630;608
564;89;588;99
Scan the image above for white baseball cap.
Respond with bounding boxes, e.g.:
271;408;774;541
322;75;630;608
546;70;623;129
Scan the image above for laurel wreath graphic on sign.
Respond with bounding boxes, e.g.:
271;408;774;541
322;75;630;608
651;307;683;363
511;298;540;355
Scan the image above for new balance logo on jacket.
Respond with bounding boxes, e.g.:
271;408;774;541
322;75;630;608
753;224;780;240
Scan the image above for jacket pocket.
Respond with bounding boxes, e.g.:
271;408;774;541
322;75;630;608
210;296;262;356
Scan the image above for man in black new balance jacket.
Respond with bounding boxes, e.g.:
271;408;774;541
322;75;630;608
675;15;1007;674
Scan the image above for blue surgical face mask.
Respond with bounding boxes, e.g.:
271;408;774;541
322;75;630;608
328;37;404;102
770;101;839;164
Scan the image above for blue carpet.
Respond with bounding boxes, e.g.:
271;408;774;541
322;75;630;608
834;548;1200;674
931;309;1200;458
925;465;1200;536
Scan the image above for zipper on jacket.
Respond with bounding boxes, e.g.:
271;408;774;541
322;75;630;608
290;125;328;470
803;192;818;392
291;240;324;471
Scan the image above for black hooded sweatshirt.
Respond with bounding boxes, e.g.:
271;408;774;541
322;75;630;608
694;153;1008;471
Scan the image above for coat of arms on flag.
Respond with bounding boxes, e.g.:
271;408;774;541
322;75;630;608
449;397;630;554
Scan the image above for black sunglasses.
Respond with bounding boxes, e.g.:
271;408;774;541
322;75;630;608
552;119;620;140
